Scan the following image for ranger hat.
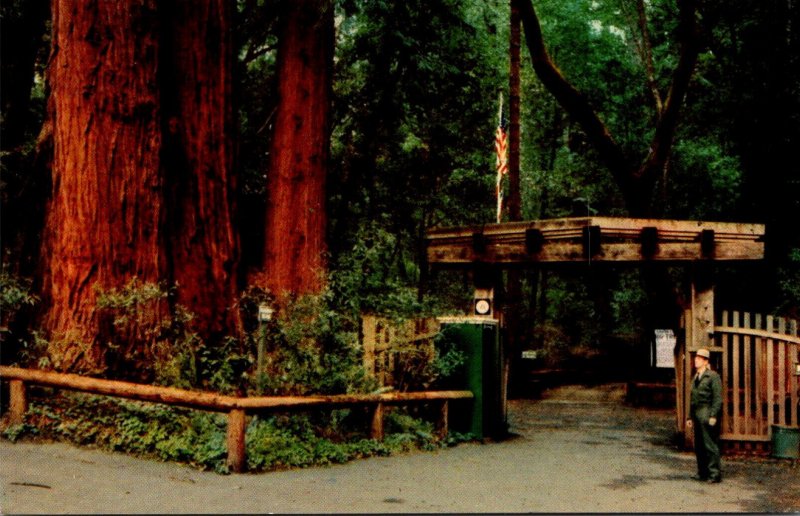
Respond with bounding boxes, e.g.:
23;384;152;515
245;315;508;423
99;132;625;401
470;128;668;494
695;348;711;359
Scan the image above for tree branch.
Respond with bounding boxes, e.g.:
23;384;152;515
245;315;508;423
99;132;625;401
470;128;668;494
518;0;700;216
518;0;635;207
634;0;663;114
636;0;700;184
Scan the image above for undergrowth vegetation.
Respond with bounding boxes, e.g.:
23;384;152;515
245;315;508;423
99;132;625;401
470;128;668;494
1;278;474;473
2;392;471;474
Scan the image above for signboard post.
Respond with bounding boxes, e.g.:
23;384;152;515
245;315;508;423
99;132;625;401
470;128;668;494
654;329;676;368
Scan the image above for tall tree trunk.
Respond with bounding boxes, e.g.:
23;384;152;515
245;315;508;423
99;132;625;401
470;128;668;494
41;0;241;375
262;0;333;299
161;0;240;340
41;0;166;373
507;0;522;222
505;0;525;399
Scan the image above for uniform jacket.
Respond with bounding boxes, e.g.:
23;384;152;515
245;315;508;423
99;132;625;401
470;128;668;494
690;368;723;422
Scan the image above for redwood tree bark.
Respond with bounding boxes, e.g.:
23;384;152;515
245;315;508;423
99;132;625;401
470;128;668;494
161;0;240;339
41;0;241;375
42;0;166;372
507;0;522;222
262;0;333;299
505;0;525;399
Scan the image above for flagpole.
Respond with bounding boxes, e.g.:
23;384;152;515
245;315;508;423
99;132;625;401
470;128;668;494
496;92;506;223
498;92;504;127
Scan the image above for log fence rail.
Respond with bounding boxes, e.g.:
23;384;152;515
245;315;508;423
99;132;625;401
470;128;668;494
0;366;473;472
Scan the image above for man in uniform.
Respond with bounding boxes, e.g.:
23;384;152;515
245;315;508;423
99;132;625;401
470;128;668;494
688;348;723;483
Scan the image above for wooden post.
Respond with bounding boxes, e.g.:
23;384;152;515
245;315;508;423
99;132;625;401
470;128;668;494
684;262;715;448
370;403;384;440
683;313;694;450
690;262;715;352
362;316;377;378
435;400;449;439
9;380;27;425
675;311;686;434
226;409;247;473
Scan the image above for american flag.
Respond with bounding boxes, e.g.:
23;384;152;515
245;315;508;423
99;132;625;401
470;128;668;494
495;114;508;223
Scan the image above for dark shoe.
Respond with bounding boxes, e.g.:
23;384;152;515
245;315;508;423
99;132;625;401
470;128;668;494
692;474;708;481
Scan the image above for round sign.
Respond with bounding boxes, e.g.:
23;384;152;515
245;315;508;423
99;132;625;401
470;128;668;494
475;299;491;315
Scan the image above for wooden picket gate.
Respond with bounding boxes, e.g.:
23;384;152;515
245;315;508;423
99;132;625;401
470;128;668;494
677;310;800;449
715;311;800;442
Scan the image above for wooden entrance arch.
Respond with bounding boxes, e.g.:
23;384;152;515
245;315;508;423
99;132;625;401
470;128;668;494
426;216;768;444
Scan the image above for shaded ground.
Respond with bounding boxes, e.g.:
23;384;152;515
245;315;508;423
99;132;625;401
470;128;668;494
2;383;798;513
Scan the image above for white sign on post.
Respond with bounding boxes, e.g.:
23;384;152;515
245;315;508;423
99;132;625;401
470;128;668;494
654;329;676;368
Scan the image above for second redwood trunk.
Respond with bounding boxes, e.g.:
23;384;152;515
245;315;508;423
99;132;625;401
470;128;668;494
263;0;333;298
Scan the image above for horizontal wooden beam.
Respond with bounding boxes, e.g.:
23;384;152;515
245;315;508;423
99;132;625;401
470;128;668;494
0;366;473;412
427;216;766;240
720;433;772;442
713;326;800;345
426;217;765;266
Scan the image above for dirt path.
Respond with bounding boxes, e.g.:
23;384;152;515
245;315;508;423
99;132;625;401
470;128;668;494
2;383;798;514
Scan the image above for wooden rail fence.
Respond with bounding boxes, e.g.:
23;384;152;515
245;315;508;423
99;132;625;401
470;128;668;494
361;316;439;388
0;366;473;472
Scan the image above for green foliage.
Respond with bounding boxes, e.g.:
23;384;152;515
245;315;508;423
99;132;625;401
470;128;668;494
329;222;434;320
94;280;168;312
2;0;797;437
776;249;800;319
430;335;466;381
238;287;374;396
3;393;465;474
610;271;647;338
94;280;248;392
330;0;507;289
13;394;231;472
0;270;43;366
253;410;445;464
0;270;38;316
668;138;743;218
384;411;435;451
2;423;36;442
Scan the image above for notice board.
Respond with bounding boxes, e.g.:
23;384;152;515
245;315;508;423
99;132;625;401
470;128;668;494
654;329;676;368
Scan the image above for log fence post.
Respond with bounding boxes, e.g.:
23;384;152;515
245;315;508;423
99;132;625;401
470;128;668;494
435;400;449;439
9;379;27;425
370;403;384;440
226;409;247;473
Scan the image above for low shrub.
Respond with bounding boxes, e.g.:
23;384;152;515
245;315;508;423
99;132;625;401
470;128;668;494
1;392;473;474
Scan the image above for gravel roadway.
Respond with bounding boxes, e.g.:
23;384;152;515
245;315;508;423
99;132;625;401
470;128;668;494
2;383;798;514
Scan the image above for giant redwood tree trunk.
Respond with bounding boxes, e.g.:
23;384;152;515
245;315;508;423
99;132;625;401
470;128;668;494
262;0;333;299
42;0;166;372
41;0;241;375
161;0;240;339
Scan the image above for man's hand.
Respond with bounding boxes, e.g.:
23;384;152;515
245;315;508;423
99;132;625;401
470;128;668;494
686;419;693;429
708;417;717;426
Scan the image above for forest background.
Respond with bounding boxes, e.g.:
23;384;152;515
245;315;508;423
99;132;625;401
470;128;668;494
1;0;799;398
